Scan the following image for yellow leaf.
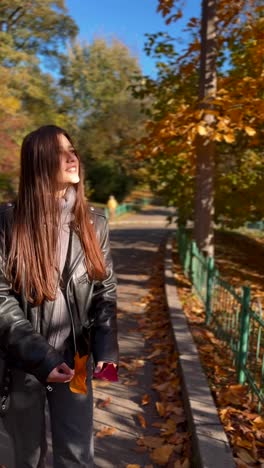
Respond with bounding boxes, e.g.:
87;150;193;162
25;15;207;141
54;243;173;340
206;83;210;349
235;435;254;450
253;416;264;430
197;124;208;136
134;359;145;368
126;465;141;468
150;445;175;465
223;133;235;143
245;126;256;136
214;132;222;142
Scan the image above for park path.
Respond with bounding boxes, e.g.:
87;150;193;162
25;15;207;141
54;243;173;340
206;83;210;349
0;206;173;468
94;207;173;468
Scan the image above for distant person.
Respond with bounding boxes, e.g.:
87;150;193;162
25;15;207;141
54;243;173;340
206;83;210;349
107;194;118;220
0;125;119;468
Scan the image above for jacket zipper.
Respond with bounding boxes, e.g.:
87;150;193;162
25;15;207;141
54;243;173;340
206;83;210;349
66;280;77;354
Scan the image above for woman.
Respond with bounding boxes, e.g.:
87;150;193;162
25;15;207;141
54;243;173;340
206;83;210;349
0;125;118;467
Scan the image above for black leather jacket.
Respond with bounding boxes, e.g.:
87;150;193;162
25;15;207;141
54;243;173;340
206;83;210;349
0;203;118;385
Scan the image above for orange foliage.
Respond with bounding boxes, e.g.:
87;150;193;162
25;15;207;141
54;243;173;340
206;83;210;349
140;1;264;162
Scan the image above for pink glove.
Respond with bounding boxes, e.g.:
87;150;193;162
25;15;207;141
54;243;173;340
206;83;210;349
93;363;118;382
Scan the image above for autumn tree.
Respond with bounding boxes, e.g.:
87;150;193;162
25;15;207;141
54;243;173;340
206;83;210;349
135;0;264;254
0;0;78;199
60;39;145;201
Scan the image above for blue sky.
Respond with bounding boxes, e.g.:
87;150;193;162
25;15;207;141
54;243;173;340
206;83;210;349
65;0;201;77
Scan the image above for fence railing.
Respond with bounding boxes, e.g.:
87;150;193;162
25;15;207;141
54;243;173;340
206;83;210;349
176;227;264;411
245;220;264;231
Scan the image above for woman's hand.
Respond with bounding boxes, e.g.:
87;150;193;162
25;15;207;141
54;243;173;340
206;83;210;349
94;361;117;374
47;362;75;383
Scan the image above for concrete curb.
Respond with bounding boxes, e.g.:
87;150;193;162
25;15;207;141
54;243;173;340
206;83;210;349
164;236;235;468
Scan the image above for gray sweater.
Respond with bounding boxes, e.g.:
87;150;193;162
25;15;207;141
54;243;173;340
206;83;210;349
41;186;76;354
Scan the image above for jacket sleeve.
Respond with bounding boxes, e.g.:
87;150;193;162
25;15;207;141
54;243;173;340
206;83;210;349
91;217;119;365
0;223;64;384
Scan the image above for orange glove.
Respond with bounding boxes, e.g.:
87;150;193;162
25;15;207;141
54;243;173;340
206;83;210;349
69;352;88;394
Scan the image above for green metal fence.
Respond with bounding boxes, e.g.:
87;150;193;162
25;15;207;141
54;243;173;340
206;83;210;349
245;220;264;231
104;198;151;219
176;227;264;411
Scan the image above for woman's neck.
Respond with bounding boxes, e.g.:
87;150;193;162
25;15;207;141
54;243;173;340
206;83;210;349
56;185;69;199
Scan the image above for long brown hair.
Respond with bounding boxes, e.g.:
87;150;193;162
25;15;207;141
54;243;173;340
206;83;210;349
6;125;106;305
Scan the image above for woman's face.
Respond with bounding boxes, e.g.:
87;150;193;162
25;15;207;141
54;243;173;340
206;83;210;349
56;134;80;189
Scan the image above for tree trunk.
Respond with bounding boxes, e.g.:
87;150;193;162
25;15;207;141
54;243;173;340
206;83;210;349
194;0;217;257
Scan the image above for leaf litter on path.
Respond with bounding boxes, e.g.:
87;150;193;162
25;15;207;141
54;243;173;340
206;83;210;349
125;244;191;467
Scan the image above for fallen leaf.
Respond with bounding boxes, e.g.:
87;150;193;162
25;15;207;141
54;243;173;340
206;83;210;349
136;437;145;446
126;465;141;468
174;462;182;468
96;426;116;438
137;413;147;428
234;435;253;450
181;459;190;468
160;419;177;436
236;448;257;464
152;422;163;428
168;433;186;445
199;344;214;353
142;436;164;448
134;359;145;368
253;416;264;431
97;397;112;409
147;349;162;359
150;445;174;465
173;444;184;454
123;379;139;386
118;360;132;370
92;379;110;388
152;382;170;392
233;458;248;468
219;384;248;405
141;394;150;406
156;401;165;417
134;446;148;453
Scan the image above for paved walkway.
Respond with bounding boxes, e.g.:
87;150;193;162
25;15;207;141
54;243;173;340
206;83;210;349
94;207;173;468
0;206;172;468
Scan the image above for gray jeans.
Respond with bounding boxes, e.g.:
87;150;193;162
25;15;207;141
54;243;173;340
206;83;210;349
3;366;94;468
